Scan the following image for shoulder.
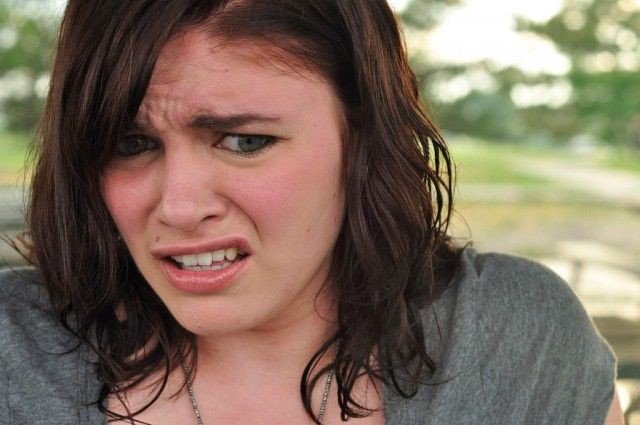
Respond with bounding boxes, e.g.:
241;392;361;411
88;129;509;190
456;248;616;424
0;267;100;424
462;248;575;302
0;265;75;374
458;249;608;350
435;248;595;353
462;249;589;330
386;249;616;424
0;266;50;304
0;267;56;341
0;267;63;350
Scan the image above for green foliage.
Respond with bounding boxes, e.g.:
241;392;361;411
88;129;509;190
570;70;640;147
516;0;640;148
603;148;640;172
401;0;460;30
436;90;522;141
516;106;576;144
405;0;640;148
0;1;57;132
518;0;640;59
449;139;551;186
0;131;30;185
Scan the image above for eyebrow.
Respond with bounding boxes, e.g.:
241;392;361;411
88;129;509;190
189;113;281;130
129;113;281;133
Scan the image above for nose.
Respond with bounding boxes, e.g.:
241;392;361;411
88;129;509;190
158;146;228;232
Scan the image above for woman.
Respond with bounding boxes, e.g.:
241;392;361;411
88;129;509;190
0;0;621;424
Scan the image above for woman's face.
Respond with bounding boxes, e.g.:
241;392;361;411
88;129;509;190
101;30;345;337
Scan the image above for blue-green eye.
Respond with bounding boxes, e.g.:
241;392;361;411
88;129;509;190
116;135;158;157
219;134;275;154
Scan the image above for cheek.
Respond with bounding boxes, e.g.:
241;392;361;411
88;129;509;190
233;146;344;247
101;169;157;238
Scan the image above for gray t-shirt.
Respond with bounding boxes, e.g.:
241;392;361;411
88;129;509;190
0;249;616;424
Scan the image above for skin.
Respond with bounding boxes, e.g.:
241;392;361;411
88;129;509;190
102;30;383;423
604;391;624;425
102;32;345;341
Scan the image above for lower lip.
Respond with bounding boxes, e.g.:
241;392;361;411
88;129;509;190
161;257;248;293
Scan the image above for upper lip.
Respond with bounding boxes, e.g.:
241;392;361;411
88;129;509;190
150;236;252;259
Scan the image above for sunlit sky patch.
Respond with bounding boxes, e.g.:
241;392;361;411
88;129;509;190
392;0;571;76
388;0;412;12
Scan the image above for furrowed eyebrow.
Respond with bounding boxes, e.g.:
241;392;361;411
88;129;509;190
189;113;281;130
127;113;281;134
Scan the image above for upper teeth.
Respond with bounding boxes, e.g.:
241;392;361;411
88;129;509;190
172;248;240;266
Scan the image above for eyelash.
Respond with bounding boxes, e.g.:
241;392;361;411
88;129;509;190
115;135;158;157
115;133;277;158
217;134;277;156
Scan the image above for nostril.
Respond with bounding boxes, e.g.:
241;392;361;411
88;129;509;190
158;191;228;232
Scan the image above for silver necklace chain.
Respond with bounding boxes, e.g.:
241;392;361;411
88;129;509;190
182;344;339;425
182;362;204;425
316;365;335;424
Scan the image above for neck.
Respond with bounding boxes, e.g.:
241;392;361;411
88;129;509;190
185;294;340;424
195;288;338;382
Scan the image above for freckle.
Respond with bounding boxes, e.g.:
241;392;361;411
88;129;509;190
156;236;160;242
306;227;311;233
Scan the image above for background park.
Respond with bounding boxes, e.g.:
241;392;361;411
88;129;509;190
0;0;639;421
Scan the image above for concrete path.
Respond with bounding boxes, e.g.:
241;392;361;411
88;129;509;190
518;159;640;209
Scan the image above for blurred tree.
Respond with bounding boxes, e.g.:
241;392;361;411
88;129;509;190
517;0;640;148
400;0;461;30
437;89;522;141
401;0;523;142
0;0;57;132
403;0;640;148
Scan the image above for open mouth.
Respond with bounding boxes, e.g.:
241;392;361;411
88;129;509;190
168;247;248;271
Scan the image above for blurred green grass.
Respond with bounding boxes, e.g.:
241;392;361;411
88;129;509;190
602;150;640;173
446;136;640;260
0;131;31;185
448;137;640;187
448;139;551;186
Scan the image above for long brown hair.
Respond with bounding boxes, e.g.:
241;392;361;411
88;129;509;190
24;0;461;422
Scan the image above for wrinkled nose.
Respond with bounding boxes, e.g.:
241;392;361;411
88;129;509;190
158;148;227;232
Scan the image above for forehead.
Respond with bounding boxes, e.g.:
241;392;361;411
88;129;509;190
154;30;316;79
136;29;340;128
